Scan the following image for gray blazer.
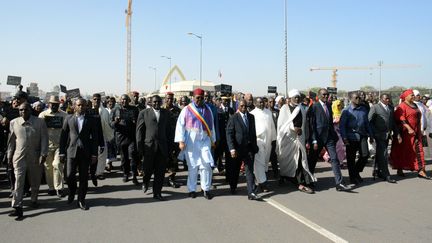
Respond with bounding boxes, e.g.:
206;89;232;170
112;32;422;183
368;103;399;140
8;116;48;165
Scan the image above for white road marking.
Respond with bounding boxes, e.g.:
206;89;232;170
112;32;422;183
264;198;349;243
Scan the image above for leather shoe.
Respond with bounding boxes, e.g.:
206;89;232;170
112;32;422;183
10;208;24;221
122;175;129;183
48;190;56;196
30;201;39;208
203;191;213;200
188;191;197;198
67;194;74;204
91;175;98;187
77;200;89;210
153;194;166;201
97;175;105;180
385;176;397;183
248;193;262;201
336;183;352;191
230;188;236;195
167;178;181;188
8;207;21;217
142;182;149;193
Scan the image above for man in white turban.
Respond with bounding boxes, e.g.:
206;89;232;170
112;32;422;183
277;89;316;193
250;97;276;192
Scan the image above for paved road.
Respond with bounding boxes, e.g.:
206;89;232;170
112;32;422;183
1;157;431;243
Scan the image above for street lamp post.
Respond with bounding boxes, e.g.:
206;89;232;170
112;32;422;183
187;32;203;87
161;56;172;91
148;66;157;92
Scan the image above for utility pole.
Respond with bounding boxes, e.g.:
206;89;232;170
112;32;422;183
284;0;288;97
378;60;383;97
125;0;132;94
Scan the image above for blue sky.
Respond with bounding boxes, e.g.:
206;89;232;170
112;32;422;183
1;0;431;96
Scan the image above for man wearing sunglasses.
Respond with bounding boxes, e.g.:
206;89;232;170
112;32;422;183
309;88;351;191
340;92;374;185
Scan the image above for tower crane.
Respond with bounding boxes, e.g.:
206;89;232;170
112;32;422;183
310;63;420;88
125;0;132;94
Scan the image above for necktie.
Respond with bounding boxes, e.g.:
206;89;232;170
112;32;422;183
243;113;249;127
323;104;329;117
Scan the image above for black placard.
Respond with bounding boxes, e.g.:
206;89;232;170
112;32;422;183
66;88;80;98
7;76;22;86
60;84;67;93
267;86;277;93
327;87;338;95
215;84;232;93
44;116;64;129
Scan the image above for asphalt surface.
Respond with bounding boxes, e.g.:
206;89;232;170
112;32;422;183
1;156;432;243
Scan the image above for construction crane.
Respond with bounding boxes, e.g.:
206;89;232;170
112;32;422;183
125;0;132;94
310;63;420;89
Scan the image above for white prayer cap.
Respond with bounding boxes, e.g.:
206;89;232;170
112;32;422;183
288;89;300;98
426;100;432;107
413;90;420;96
275;95;284;103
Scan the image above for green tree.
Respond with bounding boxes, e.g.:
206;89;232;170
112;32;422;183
359;85;377;92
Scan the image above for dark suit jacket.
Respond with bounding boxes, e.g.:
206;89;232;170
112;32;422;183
59;114;99;159
368;103;399;140
217;106;235;143
310;101;338;145
136;108;172;157
226;112;259;157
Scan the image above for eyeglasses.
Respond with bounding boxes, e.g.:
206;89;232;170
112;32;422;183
195;96;203;100
322;93;329;96
239;104;246;107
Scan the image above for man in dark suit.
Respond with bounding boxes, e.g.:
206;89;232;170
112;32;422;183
368;93;400;183
226;100;260;200
308;88;351;191
60;98;99;210
111;94;140;184
162;92;181;188
216;96;235;173
136;95;172;201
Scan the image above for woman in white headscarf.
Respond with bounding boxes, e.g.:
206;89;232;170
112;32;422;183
277;89;316;193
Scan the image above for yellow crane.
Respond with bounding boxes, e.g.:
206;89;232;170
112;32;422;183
310;63;420;89
125;0;132;93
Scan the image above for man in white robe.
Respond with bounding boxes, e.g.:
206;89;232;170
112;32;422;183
250;97;276;192
175;88;216;200
277;89;316;193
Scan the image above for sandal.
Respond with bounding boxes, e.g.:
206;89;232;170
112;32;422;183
298;186;315;194
418;172;431;180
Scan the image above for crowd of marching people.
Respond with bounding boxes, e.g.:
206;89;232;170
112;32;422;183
1;86;431;221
